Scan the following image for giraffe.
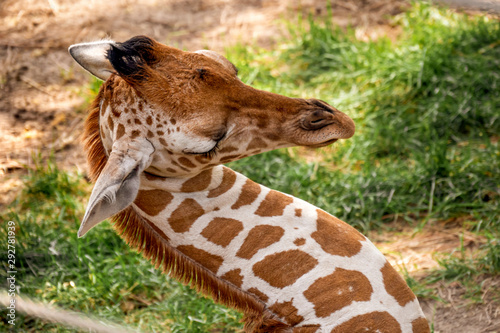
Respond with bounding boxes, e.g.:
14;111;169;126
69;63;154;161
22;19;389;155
69;36;430;333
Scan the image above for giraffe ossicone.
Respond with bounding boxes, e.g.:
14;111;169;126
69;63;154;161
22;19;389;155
70;35;430;332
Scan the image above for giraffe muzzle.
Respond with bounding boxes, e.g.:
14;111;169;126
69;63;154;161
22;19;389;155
293;99;355;147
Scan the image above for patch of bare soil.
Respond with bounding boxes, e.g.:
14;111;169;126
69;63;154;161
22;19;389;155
436;0;500;13
420;276;500;333
371;222;500;333
1;0;498;332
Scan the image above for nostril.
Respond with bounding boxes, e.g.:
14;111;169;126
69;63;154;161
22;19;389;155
311;119;324;124
301;109;335;130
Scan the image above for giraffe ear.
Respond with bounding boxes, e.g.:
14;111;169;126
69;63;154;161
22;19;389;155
78;139;155;237
69;40;117;80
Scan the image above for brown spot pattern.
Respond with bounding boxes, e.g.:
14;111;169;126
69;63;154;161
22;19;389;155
294;325;320;333
201;217;244;247
265;132;280;141
220;154;241;163
253;250;318;288
231;179;261;209
248;287;269;302
168;198;204;233
171;160;189;172
100;98;108;116
221;269;244;288
255;190;293;217
116;123;125;140
311;209;365;257
304;268;373;318
411;317;430;333
381;262;417;307
134;118;142;125
134;189;173;216
295;208;302;217
294;238;306;246
178;157;196;168
219;146;239;153
195;155;211;164
247;137;268;150
181;169;213;193
269;301;304;326
111;108;121;117
176;245;224;273
146;116;153;125
256;114;269;127
207;167;237;198
236;225;284;259
159;138;168;146
147;130;154;138
131;130;140;139
107;116;114;131
330;311;401;333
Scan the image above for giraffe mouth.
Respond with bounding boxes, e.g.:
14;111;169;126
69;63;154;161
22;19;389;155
306;138;338;148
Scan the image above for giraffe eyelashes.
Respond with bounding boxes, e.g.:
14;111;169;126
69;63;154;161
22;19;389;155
186;138;222;158
179;129;226;158
196;129;226;158
199;140;220;159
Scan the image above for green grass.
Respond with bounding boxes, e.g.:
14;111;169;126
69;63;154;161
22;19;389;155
0;159;243;332
1;1;499;331
228;1;500;279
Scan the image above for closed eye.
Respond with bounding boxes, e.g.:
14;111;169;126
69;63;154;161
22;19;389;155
187;140;220;159
188;131;226;158
199;141;220;158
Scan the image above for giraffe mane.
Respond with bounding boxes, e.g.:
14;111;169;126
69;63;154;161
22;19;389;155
83;84;290;332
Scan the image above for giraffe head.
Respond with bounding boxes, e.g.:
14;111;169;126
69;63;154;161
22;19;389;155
70;36;355;236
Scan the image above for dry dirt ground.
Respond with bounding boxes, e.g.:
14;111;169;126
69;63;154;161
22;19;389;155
0;0;499;332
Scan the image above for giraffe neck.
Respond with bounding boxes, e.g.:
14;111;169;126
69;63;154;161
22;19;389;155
114;165;291;331
119;166;427;332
